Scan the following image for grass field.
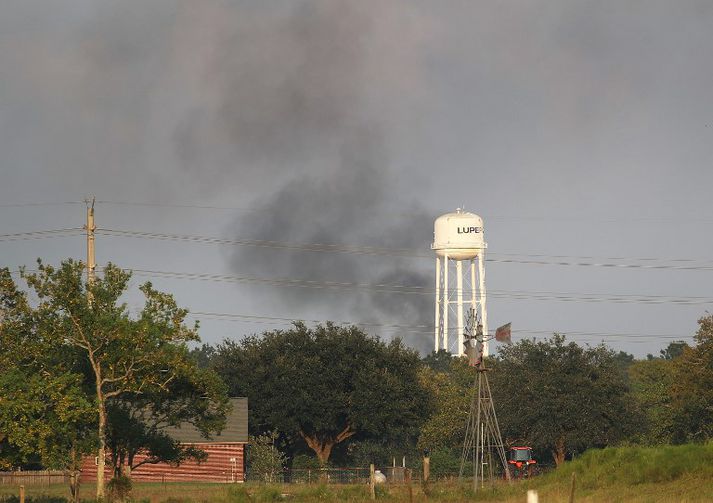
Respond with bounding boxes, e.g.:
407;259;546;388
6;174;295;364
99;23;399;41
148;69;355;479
2;444;713;502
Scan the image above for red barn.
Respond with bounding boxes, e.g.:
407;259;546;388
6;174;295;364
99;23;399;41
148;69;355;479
82;398;248;483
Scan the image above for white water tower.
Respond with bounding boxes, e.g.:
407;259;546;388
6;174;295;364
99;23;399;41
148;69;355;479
432;209;488;356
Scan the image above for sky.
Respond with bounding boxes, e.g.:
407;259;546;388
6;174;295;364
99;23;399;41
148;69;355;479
1;0;712;357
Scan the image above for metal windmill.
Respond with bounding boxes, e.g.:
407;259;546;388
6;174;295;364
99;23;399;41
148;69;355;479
459;308;512;491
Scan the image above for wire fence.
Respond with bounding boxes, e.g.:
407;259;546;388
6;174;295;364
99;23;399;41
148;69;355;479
246;467;414;485
0;471;67;486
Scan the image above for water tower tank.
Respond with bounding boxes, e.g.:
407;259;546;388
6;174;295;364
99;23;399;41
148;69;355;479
432;208;488;357
431;208;485;259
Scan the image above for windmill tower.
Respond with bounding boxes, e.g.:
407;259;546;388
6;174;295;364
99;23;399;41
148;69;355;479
432;209;488;356
460;310;511;491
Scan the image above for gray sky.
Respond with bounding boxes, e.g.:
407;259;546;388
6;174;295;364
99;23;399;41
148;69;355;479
1;0;711;357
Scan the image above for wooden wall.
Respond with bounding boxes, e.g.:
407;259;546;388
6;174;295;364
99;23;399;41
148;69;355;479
81;443;245;483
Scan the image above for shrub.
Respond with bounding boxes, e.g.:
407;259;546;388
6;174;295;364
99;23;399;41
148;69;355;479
248;432;286;483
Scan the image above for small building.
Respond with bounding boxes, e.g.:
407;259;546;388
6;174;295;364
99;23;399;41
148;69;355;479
82;397;248;483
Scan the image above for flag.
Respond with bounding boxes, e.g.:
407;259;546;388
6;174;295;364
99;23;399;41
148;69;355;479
495;322;512;343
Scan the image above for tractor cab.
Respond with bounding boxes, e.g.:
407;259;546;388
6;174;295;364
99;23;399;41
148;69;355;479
508;447;536;478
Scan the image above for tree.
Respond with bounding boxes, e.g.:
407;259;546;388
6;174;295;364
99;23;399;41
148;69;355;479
214;322;430;465
670;315;713;442
0;268;95;502
12;259;221;500
417;357;472;452
247;432;287;482
106;365;229;477
627;359;675;445
0;370;95;502
660;340;689;360
189;343;217;369
491;334;635;466
422;349;454;373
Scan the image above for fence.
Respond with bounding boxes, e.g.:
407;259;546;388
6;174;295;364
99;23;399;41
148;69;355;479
0;471;67;486
246;467;413;485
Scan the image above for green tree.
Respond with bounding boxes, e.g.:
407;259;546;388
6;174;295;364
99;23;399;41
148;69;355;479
214;322;430;465
670;315;713;442
247;432;287;482
0;370;96;502
9;259;220;500
189;343;217;369
627;359;675;445
0;268;95;501
422;349;454;373
105;363;228;478
660;340;689;360
417;357;472;452
491;334;635;466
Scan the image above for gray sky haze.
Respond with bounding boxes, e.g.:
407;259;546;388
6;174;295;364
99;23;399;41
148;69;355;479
1;1;712;356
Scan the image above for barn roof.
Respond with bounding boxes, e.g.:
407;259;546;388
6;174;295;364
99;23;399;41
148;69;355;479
163;397;248;444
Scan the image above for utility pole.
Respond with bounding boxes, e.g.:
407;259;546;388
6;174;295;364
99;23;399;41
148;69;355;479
84;196;96;296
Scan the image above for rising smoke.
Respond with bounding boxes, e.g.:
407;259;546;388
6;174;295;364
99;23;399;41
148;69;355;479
0;0;439;351
200;1;439;351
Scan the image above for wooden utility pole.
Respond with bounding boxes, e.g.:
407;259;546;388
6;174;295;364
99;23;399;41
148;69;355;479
84;197;96;295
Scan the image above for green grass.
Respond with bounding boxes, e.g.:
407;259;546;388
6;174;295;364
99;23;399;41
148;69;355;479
3;444;713;502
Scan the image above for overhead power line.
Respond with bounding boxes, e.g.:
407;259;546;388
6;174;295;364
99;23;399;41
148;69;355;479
91;200;713;225
0;201;83;208
0;228;85;242
95;228;713;271
95;200;258;212
97;228;422;258
186;310;690;342
125;267;713;306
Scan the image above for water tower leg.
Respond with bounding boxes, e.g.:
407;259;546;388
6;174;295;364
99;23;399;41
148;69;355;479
434;256;441;352
470;260;477;311
444;255;449;352
456;260;464;356
478;254;488;356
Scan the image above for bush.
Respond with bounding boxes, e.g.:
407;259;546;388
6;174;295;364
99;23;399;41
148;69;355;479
291;454;321;470
248;432;287;483
428;448;461;479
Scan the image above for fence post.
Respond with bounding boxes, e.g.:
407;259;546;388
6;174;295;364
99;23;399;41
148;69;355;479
423;455;430;483
369;464;375;500
568;472;576;503
19;485;25;503
527;490;538;503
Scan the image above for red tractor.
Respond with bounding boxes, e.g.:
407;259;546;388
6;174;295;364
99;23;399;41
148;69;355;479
508;446;536;479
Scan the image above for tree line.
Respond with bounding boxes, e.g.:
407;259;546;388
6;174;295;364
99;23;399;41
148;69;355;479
1;259;712;498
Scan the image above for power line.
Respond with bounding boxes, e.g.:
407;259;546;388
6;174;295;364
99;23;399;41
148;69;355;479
96;228;713;271
92;200;713;225
95;200;257;212
0;201;83;208
6;264;693;342
126;267;713;306
0;228;85;242
186;310;691;341
97;228;422;258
